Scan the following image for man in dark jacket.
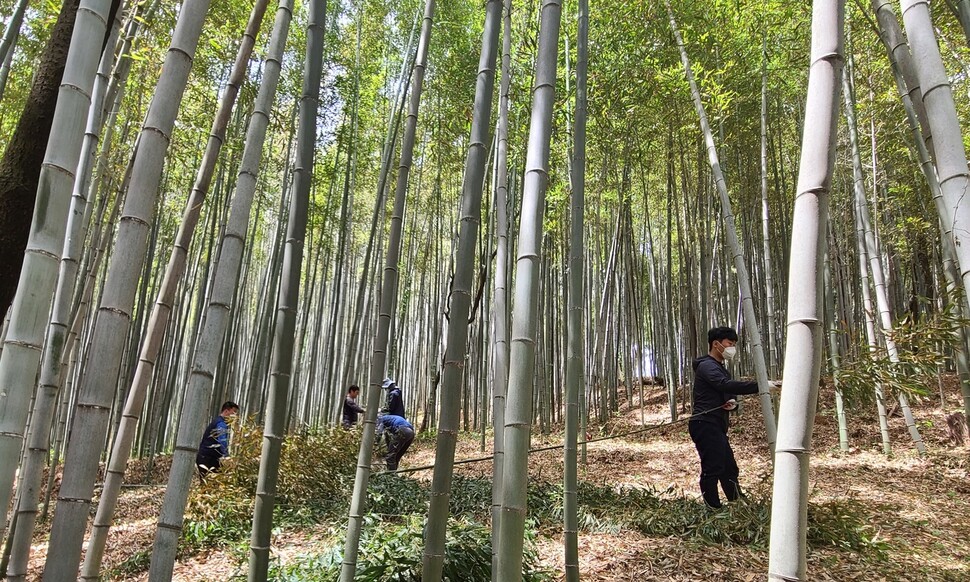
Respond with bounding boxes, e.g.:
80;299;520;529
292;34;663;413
376;414;415;471
342;384;365;427
197;401;239;479
382;377;405;418
688;327;761;508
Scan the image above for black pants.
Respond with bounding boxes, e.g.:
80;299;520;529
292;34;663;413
384;426;415;471
196;453;221;480
688;420;741;508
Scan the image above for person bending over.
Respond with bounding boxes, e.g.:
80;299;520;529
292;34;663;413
197;401;239;479
376;414;414;472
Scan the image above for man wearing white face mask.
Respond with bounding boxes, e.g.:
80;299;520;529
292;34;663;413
688;326;761;509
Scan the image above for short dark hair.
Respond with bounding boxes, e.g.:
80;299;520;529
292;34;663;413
348;385;360;394
221;401;240;413
708;327;738;349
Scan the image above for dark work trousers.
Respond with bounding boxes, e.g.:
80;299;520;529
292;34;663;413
688;420;741;508
385;426;415;471
196;453;221;480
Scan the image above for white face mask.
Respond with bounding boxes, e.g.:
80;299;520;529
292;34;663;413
722;345;737;360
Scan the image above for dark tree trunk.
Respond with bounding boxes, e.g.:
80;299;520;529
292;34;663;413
0;0;120;314
0;0;82;313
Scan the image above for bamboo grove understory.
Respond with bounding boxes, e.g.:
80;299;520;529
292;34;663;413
0;0;968;579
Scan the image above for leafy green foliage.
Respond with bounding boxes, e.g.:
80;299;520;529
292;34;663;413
367;472;428;517
102;549;153;579
835;297;970;408
807;499;889;557
183;419;360;548
271;515;551;582
371;474;886;559
625;486;887;558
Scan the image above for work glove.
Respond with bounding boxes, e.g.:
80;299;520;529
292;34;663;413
722;399;738;411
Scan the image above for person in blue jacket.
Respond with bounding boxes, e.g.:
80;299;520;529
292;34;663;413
376;414;414;471
688;327;772;508
197;401;239;479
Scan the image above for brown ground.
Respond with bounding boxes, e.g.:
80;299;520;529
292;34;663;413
24;378;970;581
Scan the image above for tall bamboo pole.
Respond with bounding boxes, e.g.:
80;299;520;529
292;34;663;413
767;1;844;579
421;2;499;579
4;16;122;579
0;0;113;538
248;0;328;577
147;1;295;578
340;3;434;579
760;39;779;375
496;0;562;577
81;3;269;577
666;0;777;449
564;0;587;577
489;1;512;576
823;245;849;452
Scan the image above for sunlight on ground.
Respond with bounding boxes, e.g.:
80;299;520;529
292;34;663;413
28;386;970;581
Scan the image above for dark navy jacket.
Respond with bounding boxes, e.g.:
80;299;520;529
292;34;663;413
198;415;231;458
385;387;405;418
690;355;759;432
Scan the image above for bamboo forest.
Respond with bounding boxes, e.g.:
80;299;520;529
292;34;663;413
1;0;970;579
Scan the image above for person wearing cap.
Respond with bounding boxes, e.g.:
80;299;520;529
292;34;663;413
382;377;405;418
688;327;762;509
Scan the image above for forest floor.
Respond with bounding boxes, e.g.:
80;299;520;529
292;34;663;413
24;378;970;581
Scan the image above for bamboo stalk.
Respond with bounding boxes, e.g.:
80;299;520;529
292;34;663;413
768;1;844;579
0;0;114;543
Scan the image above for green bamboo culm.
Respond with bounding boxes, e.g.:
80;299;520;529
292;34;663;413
767;0;844;580
340;1;435;579
421;1;501;579
490;0;513;577
248;0;328;579
496;0;563;578
148;0;296;578
0;0;114;544
563;0;588;578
